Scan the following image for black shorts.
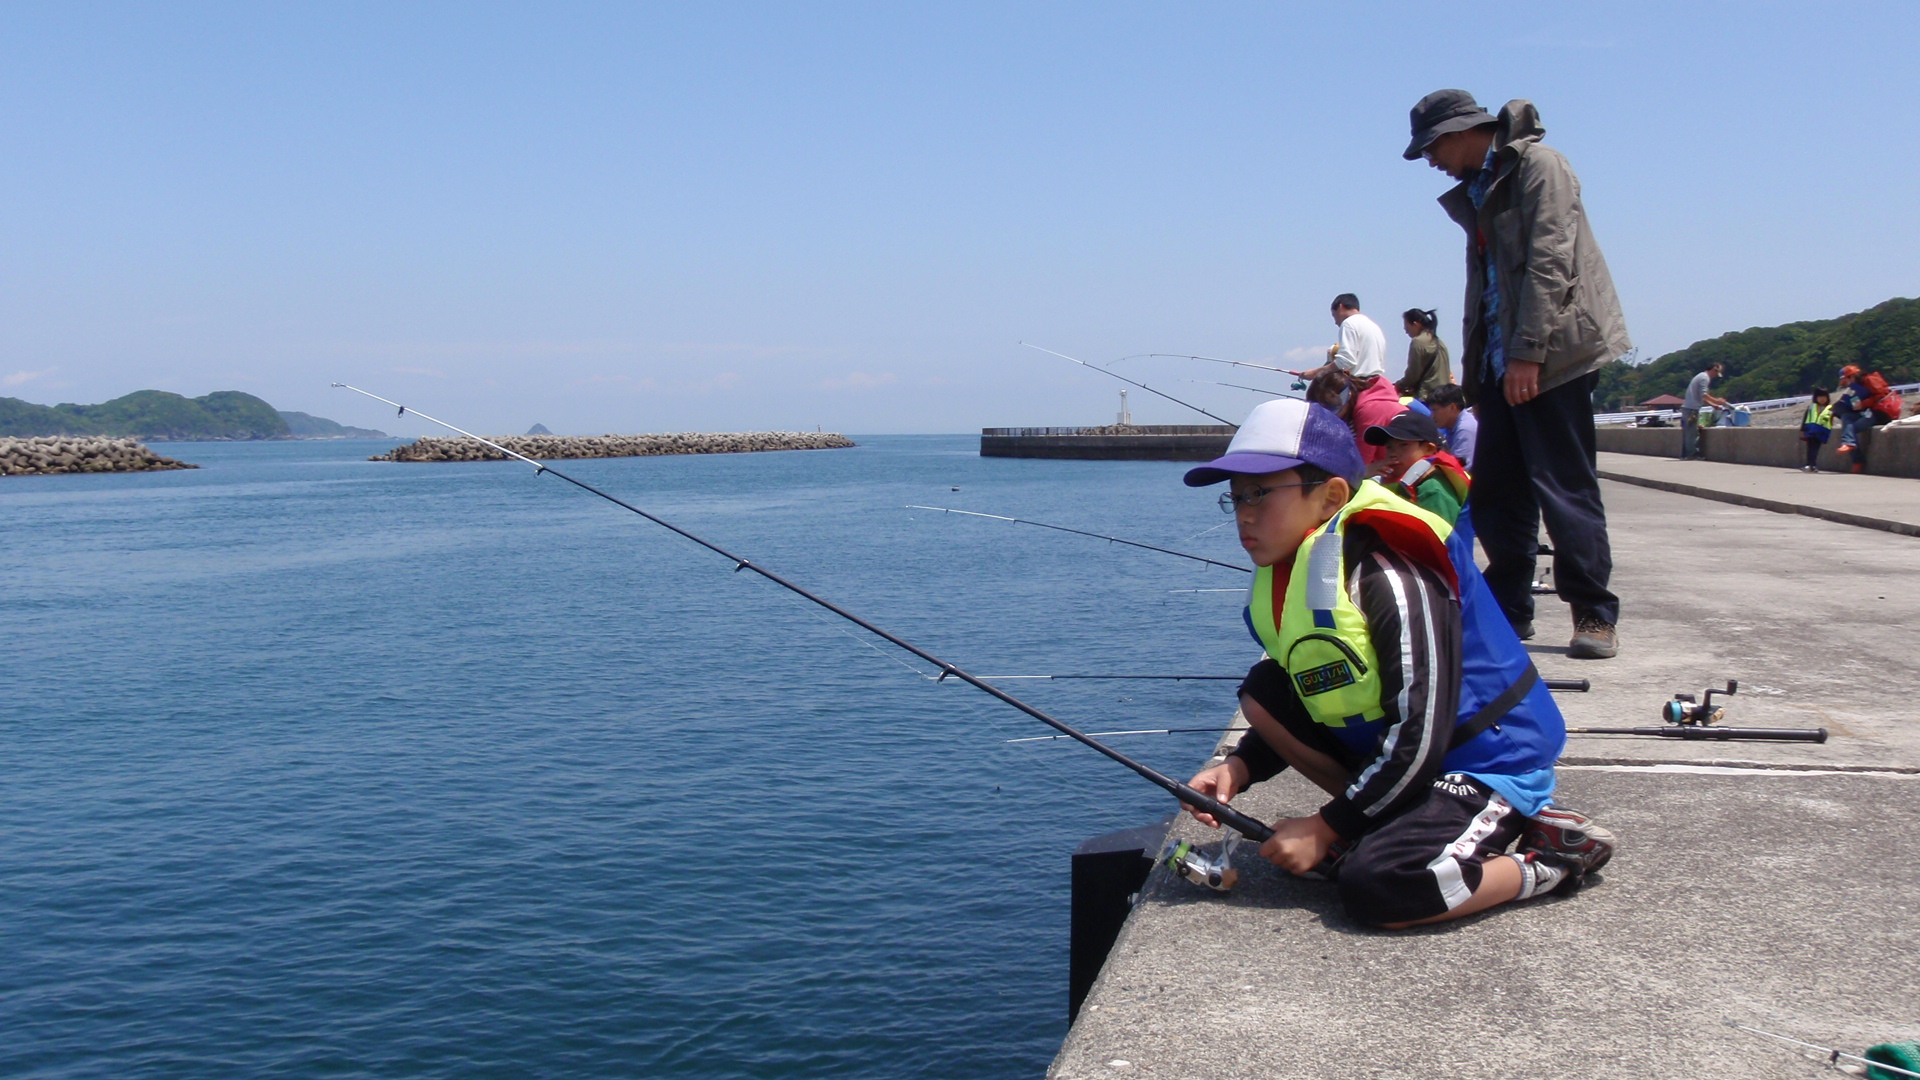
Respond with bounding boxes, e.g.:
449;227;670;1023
1238;659;1524;926
1337;772;1525;926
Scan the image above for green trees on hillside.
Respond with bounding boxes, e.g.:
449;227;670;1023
0;390;293;439
1592;297;1919;411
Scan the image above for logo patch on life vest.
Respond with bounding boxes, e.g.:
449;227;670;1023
1294;660;1357;697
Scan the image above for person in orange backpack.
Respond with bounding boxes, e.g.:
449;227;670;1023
1835;366;1904;473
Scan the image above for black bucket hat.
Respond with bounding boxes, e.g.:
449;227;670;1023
1403;89;1496;160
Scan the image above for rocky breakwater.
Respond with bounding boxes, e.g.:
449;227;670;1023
372;431;857;463
0;436;198;476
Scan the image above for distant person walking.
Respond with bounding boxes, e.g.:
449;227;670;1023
1396;308;1452;401
1425;383;1478;469
1304;294;1388;380
1799;389;1833;472
1405;90;1632;660
1680;362;1730;460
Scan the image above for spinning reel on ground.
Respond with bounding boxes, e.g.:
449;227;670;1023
1662;679;1738;726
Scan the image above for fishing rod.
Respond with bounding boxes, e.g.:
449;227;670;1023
1566;725;1828;742
1727;1020;1920;1079
332;382;1277;845
1121;353;1311;378
1019;342;1240;427
904;505;1252;573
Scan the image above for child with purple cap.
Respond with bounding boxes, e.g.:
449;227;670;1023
1179;397;1614;927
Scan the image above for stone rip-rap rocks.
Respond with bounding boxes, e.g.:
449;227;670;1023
372;432;857;462
0;436;198;476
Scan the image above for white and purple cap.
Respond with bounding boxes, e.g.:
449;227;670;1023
1183;398;1364;487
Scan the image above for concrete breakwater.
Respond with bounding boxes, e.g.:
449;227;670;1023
0;435;197;476
372;431;856;463
981;425;1235;461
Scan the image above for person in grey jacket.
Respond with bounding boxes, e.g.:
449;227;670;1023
1405;90;1631;660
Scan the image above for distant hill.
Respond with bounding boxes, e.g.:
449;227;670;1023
0;390;292;440
1593;297;1920;410
280;411;388;439
0;391;392;440
526;423;553;435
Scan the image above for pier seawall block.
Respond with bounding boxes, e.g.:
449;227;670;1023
1595;424;1920;477
981;426;1234;461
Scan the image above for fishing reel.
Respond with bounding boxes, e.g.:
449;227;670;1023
1161;837;1240;892
1661;680;1737;726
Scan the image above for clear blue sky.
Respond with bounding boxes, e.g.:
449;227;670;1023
2;3;1915;435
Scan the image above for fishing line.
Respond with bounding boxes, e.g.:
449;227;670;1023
1175;377;1291;398
1116;353;1310;378
905;505;1251;574
1019;342;1240;427
776;586;937;680
1173;518;1234;545
1009;727;1237;744
333;382;1277;844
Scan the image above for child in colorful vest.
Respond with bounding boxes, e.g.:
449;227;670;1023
1800;390;1834;473
1180;397;1614;927
1363;410;1471;527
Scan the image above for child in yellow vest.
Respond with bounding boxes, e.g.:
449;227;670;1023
1179;397;1613;927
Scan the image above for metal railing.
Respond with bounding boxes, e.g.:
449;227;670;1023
1594;382;1920;426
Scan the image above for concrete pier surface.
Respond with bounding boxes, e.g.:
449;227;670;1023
1595;450;1920;536
1053;476;1920;1078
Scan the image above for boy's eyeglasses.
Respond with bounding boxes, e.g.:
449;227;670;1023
1218;480;1325;514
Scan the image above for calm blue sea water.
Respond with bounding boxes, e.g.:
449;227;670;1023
1;435;1257;1079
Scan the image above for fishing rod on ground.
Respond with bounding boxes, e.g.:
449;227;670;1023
331;383;1279;882
1018;342;1240;427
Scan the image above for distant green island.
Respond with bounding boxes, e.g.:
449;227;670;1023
1594;296;1919;411
0;390;388;440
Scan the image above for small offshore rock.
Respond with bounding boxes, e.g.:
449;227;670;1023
0;435;198;476
370;431;857;463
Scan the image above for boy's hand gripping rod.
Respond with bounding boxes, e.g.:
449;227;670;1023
332;383;1276;843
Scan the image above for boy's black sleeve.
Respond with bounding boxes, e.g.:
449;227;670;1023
1316;538;1463;841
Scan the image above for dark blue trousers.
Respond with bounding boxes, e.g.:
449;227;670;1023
1469;370;1619;627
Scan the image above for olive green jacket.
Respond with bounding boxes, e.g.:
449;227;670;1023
1437;100;1632;404
1397;332;1452;401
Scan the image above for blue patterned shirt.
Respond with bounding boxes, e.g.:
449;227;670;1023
1466;148;1505;382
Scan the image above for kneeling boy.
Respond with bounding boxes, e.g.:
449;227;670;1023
1182;398;1612;927
1363;409;1471;527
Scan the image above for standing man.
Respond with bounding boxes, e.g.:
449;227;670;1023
1405;90;1632;660
1680;362;1730;460
1305;294;1388;380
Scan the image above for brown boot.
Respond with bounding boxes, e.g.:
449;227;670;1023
1568;613;1618;660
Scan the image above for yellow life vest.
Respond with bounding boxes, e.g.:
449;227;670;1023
1247;483;1455;729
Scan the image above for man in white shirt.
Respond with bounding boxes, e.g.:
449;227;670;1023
1306;293;1388;379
